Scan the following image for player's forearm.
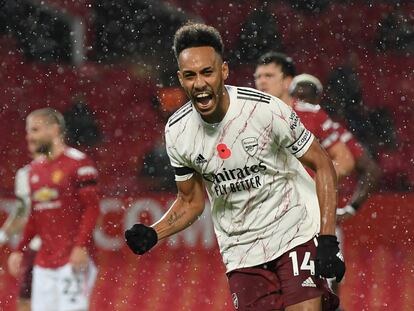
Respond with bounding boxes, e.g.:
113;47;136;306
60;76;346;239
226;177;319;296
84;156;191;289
1;202;28;236
332;160;352;180
329;142;355;180
75;187;101;246
3;217;27;236
152;196;204;240
16;215;36;251
350;154;381;209
314;159;338;235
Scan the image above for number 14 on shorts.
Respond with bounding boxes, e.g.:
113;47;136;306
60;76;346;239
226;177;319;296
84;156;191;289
289;251;315;276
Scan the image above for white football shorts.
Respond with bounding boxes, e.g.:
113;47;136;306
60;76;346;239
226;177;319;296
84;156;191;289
32;261;97;311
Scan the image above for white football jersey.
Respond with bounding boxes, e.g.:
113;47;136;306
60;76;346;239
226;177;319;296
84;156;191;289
165;85;321;272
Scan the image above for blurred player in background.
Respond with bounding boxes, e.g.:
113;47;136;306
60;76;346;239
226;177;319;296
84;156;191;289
0;162;39;311
254;52;355;180
126;23;344;310
7;108;100;311
0;142;41;311
289;73;381;220
289;73;381;300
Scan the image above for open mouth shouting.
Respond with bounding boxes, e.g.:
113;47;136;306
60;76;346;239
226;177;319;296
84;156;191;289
193;91;214;112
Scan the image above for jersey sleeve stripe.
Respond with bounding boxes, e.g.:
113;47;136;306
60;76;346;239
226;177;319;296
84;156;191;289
237;89;271;101
237;87;271;99
168;103;192;123
77;166;98;176
168;108;192;127
169;105;192;121
237;96;271;104
340;131;353;143
322;119;333;131
172;102;191;116
321;131;339;148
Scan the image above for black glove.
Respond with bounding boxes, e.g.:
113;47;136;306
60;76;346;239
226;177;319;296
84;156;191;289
315;235;346;282
125;224;158;255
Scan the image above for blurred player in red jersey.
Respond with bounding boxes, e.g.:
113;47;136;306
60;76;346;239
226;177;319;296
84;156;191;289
289;73;381;302
289;73;381;220
254;52;355;180
7;108;100;311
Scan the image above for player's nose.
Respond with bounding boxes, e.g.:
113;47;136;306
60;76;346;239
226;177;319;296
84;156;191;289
255;78;264;90
194;74;207;90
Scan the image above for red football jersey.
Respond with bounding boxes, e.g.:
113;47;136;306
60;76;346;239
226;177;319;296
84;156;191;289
293;101;340;150
333;122;365;160
17;147;100;268
293;101;341;178
333;122;366;206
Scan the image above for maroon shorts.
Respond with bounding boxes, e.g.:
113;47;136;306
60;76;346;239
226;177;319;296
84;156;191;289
18;249;36;299
227;238;339;310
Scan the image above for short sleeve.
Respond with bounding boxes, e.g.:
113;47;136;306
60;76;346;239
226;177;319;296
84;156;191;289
272;98;314;158
75;157;98;188
165;125;194;182
14;166;30;200
337;124;365;159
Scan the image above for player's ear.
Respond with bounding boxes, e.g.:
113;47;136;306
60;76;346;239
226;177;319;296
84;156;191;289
177;70;184;87
51;123;60;137
222;62;229;81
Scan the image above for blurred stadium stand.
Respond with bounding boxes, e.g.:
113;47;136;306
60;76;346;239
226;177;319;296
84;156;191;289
0;1;413;310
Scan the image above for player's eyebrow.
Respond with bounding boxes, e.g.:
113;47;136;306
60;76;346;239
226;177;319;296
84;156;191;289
200;66;213;72
182;66;213;76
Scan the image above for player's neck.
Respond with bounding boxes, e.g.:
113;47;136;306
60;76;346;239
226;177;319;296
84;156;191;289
281;94;294;108
203;88;230;124
45;140;66;160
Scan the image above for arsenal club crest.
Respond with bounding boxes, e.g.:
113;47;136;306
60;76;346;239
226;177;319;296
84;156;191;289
242;137;258;156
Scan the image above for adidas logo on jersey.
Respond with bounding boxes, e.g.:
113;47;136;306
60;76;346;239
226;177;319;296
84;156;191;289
301;277;316;288
195;154;208;165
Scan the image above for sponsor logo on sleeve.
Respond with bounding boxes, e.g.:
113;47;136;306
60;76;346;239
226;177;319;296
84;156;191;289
289;111;300;130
